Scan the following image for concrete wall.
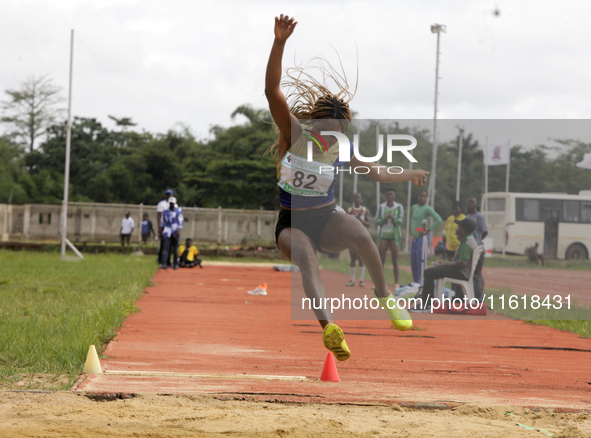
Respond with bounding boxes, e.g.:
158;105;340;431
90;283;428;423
0;202;279;245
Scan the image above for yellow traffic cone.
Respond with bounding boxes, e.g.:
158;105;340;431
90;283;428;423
82;345;103;374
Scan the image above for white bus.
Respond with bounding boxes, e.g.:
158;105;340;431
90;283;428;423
483;191;591;260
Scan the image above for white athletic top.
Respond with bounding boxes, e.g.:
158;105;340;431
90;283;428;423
347;206;367;222
157;199;169;213
121;217;135;234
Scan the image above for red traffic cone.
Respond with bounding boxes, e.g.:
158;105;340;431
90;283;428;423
320;352;340;382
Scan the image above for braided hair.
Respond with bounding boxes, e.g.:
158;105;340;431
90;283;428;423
265;55;357;164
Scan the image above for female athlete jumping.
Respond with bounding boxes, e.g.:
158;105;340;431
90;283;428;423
265;14;429;361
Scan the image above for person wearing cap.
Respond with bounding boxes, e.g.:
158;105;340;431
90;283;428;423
120;211;135;247
157;189;174;265
159;196;183;269
414;218;478;311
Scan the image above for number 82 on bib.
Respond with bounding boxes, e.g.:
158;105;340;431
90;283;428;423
277;152;336;197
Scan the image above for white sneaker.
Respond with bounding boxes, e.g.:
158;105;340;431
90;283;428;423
248;284;267;296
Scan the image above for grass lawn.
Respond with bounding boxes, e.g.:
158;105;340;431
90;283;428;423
0;250;156;390
485;288;591;338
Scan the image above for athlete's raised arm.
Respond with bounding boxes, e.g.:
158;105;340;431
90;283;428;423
265;14;301;157
350;157;429;187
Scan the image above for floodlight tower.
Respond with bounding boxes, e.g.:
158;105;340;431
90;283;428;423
428;23;446;208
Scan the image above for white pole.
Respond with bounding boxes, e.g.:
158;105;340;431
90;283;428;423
338;165;344;206
405;165;412;253
502;140;511;258
428;24;445;209
375;125;380;214
455;128;463;202
61;30;74;259
138;203;143;247
484;137;489;225
353;125;360;194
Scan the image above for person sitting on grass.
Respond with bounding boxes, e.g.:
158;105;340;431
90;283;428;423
178;238;202;268
526;242;545;266
414;218;477;311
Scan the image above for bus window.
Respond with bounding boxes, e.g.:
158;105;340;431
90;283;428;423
563;201;580;223
582;201;591;223
488;198;505;211
523;199;540;221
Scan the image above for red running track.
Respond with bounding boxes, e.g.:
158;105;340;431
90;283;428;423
76;263;591;409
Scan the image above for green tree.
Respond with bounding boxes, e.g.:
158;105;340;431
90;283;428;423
1;75;64;152
183;105;278;209
0;137;28;203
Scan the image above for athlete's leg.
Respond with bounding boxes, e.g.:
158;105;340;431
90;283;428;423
357;250;365;286
390;241;400;286
347;249;357;285
319;213;412;330
278;227;351;360
319;213;389;298
277;228;332;328
410;237;422;283
378;238;388;267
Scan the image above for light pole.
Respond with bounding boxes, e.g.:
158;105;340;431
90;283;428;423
428;23;446;209
61;29;83;260
456;126;463;202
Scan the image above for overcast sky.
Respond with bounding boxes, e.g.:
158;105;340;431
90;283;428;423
1;0;590;147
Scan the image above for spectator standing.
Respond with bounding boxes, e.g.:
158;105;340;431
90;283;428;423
345;193;371;287
178;238;203;268
465;197;488;245
160;197;183;270
375;189;404;289
444;201;466;261
141;213;156;243
466;196;488;295
120;211;134;247
409;190;443;284
157;189;174;264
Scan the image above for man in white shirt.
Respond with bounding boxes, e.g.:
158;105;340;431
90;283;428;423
120;211;135;246
157;189;174;264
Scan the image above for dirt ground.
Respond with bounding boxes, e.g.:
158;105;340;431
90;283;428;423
1;391;590;438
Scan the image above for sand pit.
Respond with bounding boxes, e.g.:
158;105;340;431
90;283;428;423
1;391;590;437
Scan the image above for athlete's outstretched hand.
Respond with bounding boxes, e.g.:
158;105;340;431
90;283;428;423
274;14;297;42
411;170;429;187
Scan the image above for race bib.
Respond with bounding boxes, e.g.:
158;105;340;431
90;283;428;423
381;220;394;233
277;152;335;196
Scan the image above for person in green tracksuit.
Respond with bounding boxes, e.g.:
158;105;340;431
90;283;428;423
375;189;404;288
410;190;443;283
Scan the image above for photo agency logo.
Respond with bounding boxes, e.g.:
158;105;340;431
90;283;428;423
278;121;419;197
306;130;418;175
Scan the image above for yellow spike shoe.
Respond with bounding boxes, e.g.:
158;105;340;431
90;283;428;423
322;323;351;362
373;288;413;331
